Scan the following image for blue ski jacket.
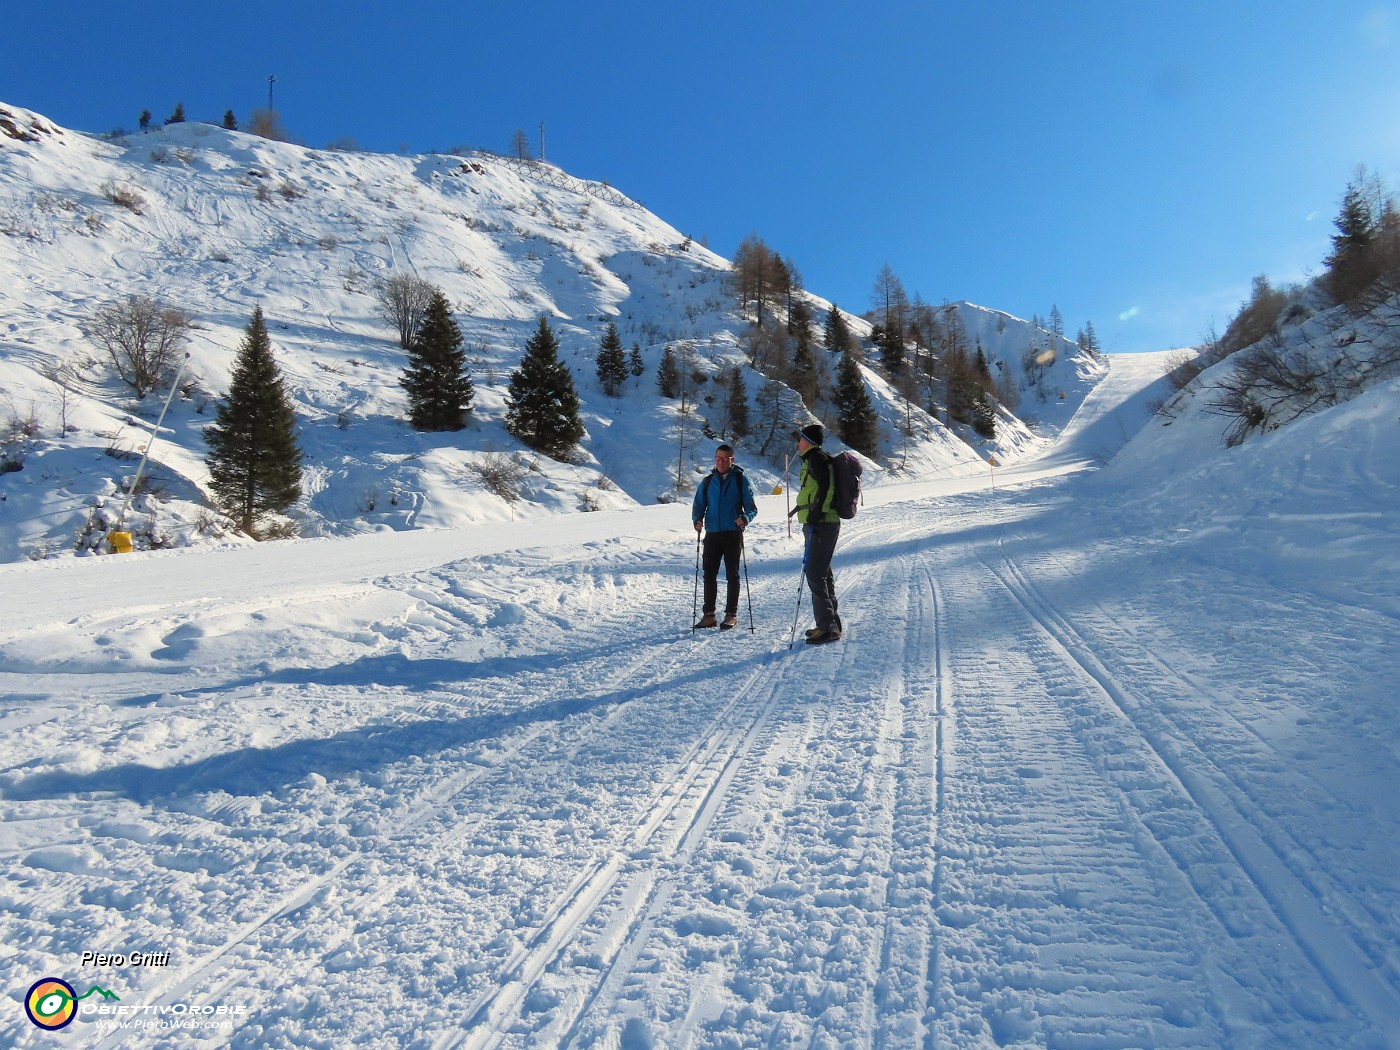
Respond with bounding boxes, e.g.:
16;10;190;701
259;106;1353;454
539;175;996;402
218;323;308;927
692;466;759;533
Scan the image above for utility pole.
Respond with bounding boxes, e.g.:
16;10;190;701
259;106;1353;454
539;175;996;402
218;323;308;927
267;74;277;112
538;121;546;163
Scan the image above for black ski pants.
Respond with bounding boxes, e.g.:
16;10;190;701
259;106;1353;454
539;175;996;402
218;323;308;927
701;530;744;616
803;521;841;631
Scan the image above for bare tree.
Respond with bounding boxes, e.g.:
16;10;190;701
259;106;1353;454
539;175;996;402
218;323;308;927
730;233;787;329
246;108;291;142
375;273;437;350
86;295;193;398
39;355;86;433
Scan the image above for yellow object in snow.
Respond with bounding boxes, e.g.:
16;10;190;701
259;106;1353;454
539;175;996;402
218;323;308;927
108;531;134;554
771;485;783;495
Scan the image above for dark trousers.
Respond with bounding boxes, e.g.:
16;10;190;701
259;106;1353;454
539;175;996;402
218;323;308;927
702;531;743;616
803;521;841;631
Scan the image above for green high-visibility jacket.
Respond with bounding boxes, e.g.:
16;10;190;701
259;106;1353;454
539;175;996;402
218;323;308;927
795;447;839;525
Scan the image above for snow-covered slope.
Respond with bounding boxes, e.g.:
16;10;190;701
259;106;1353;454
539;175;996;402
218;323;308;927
0;102;1104;564
2;347;1397;1048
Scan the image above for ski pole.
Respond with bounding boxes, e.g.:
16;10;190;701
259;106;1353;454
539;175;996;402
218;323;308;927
740;529;755;633
784;454;792;539
788;570;805;650
788;530;810;650
692;528;702;633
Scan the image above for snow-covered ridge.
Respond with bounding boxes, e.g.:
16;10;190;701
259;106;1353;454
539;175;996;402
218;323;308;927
0;102;1101;563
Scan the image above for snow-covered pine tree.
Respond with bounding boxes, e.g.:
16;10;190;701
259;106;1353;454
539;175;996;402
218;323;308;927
204;306;304;536
505;316;584;459
401;289;473;431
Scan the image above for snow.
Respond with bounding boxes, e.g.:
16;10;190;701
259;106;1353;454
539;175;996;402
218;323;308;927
3;104;1399;1048
0;101;1098;564
2;346;1399;1048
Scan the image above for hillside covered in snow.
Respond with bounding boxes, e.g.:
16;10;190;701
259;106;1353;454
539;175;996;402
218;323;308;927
0;102;1103;564
3;96;1400;1049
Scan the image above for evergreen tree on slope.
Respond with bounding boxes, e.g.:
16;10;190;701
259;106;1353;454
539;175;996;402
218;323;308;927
505;316;584;459
401;290;473;431
833;348;878;457
204;306;303;535
595;321;628;397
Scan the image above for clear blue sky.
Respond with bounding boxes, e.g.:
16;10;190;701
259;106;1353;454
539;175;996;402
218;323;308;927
6;1;1399;353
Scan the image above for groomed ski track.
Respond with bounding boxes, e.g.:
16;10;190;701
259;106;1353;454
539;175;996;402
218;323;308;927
2;353;1397;1048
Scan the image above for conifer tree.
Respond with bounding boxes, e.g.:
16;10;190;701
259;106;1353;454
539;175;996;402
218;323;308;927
223;110;238;131
595;321;628;396
1078;320;1102;357
505;316;584;459
1325;177;1381;303
876;322;907;374
787;288;815;349
657;345;680;398
628;343;645;378
824;304;853;354
833;349;878;457
723;364;751;441
165;102;186;126
790;340;818;404
401;290;473;430
204;307;303;535
974;345;993;384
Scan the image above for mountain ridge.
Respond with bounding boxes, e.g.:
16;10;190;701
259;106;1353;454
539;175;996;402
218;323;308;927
0;101;1104;563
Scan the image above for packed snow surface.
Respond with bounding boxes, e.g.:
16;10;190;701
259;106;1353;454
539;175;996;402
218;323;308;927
3;355;1399;1049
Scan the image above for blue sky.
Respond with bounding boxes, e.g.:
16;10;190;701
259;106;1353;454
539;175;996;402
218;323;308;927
6;1;1399;353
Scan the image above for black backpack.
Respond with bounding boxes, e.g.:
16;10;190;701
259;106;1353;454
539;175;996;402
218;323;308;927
828;451;862;520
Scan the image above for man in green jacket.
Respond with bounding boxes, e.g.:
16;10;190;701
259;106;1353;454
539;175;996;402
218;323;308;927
793;423;842;644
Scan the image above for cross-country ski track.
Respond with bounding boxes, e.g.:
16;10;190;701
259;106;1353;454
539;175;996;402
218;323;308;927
2;353;1398;1048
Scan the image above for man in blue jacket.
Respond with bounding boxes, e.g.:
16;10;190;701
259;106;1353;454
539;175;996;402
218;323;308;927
691;443;759;629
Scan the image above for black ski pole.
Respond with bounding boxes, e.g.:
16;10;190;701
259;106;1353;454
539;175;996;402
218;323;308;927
788;530;810;650
692;529;702;633
740;529;755;633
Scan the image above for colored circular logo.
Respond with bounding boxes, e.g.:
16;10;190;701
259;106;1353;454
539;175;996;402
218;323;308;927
26;978;78;1030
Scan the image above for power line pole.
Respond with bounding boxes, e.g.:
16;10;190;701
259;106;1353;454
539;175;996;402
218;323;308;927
267;74;277;112
538;121;546;163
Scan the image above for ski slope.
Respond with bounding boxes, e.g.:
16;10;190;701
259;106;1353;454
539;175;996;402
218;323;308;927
3;352;1398;1048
